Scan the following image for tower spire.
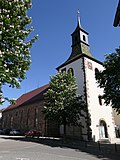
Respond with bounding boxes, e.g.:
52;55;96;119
77;9;81;27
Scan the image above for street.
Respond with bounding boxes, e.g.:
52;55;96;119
0;135;120;160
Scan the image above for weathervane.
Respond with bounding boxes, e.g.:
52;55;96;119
77;9;81;27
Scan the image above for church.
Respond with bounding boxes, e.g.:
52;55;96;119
2;12;120;143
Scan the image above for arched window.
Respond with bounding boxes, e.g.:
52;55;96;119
10;117;13;128
98;95;102;106
34;108;38;128
16;112;18;116
61;68;66;73
20;110;23;129
26;109;29;129
95;68;99;74
95;68;99;78
68;68;74;76
83;35;86;41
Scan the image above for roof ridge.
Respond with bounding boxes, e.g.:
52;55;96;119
22;83;49;96
4;83;49;111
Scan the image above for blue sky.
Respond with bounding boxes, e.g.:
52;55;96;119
1;0;120;109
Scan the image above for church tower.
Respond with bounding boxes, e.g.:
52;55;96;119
70;10;92;61
57;11;116;142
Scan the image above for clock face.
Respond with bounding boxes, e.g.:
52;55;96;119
87;61;93;70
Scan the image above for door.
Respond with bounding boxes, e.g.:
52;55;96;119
99;126;105;138
99;120;108;138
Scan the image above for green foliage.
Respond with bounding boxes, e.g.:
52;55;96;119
0;0;38;103
95;47;120;114
43;71;86;128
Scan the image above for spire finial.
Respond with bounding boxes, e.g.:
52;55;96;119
77;9;81;27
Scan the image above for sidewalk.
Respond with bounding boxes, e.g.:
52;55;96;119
61;139;120;160
64;138;120;153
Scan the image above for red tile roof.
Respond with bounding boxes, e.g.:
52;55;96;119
4;84;49;111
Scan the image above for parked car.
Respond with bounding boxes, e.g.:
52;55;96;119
9;129;21;136
2;128;12;135
25;130;42;138
0;128;3;134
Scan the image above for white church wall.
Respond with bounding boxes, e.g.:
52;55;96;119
113;109;120;126
59;58;87;140
59;56;116;142
59;58;85;95
84;57;116;142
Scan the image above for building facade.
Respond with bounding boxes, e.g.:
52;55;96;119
2;12;120;143
0;109;4;128
57;12;117;142
2;84;59;137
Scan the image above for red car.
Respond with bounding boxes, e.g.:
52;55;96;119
25;130;42;138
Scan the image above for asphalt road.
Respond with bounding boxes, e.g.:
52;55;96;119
0;135;120;160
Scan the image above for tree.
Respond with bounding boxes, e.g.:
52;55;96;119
95;47;120;114
43;71;86;137
0;0;38;103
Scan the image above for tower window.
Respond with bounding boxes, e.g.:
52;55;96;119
68;68;74;76
83;35;86;41
98;95;102;106
95;68;99;78
95;68;99;74
61;68;66;73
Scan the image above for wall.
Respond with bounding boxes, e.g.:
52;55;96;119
2;100;59;136
59;56;117;142
113;110;120;126
84;57;116;142
59;58;87;140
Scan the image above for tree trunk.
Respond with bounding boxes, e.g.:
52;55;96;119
63;117;66;140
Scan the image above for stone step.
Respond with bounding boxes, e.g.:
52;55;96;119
98;138;110;144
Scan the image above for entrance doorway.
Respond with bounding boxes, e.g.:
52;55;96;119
99;120;108;138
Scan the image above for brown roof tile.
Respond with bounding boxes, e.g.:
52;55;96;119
4;84;49;111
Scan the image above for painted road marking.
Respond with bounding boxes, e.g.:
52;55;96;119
0;151;10;153
16;158;30;160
